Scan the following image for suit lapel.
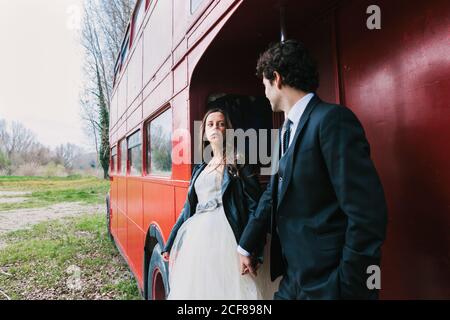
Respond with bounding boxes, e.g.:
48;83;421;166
277;95;321;209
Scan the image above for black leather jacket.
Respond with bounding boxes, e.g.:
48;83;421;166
162;162;265;261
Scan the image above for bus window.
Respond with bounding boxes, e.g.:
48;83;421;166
111;146;117;173
113;58;121;88
128;130;142;176
120;139;127;175
191;0;205;14
147;109;172;176
120;33;130;68
132;0;146;42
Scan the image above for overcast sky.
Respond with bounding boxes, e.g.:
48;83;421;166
0;0;91;150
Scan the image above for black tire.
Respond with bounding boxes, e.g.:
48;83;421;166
106;194;113;241
147;243;169;300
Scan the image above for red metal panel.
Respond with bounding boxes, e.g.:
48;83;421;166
173;0;189;48
186;0;242;80
293;14;340;104
171;89;191;181
173;58;188;94
115;176;127;251
143;181;175;242
117;176;127;216
117;119;127;141
127;104;143;133
127;218;145;286
117;70;128;120
173;37;188;66
142;0;172;86
117;210;128;254
110;94;119;133
110;176;119;238
337;0;450;298
127;36;143;106
142;74;173;117
127;178;143;229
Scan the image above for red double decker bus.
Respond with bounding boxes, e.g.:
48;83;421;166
108;0;450;300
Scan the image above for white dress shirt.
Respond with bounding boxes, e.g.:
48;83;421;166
237;93;315;257
282;92;315;151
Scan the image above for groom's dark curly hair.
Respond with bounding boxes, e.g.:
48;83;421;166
256;40;319;93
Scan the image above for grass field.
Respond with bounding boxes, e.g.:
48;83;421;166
0;175;110;211
0;176;141;300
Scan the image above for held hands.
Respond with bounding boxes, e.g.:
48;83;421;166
239;253;260;278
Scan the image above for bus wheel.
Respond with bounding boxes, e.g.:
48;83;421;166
147;243;169;300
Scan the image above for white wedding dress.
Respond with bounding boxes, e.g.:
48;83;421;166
167;167;280;300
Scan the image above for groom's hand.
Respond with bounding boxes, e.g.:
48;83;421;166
239;254;257;277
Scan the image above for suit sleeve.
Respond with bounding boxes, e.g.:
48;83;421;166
319;106;388;299
239;168;273;259
240;165;263;225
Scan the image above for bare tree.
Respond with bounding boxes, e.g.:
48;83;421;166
80;0;136;179
80;93;100;160
55;143;82;171
0;121;37;160
0;120;10;171
0;119;9;154
26;143;52;166
0;119;52;174
0;118;92;176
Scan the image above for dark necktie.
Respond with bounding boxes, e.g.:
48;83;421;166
282;118;292;155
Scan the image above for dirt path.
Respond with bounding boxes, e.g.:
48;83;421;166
0;191;32;197
0;202;105;249
0;191;31;205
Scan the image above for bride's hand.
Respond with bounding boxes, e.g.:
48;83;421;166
162;252;170;262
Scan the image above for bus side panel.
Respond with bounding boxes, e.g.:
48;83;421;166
143;0;172;87
127;217;145;286
127;178;143;229
127;37;143;109
143;72;173;118
117;210;128;256
337;0;450;298
295;15;340;105
127;104;143;133
117;71;128;121
172;0;188;49
143;182;175;243
111;175;119;238
117;176;128;252
126;177;144;286
110;94;119;136
171;89;190;181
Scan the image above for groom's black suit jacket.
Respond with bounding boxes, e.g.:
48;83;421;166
239;95;388;299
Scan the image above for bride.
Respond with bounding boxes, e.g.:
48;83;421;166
161;107;280;300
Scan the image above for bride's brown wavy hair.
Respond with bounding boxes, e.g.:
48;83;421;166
199;108;242;177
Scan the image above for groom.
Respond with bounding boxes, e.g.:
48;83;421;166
238;40;388;299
